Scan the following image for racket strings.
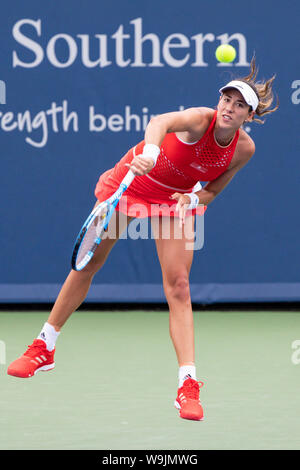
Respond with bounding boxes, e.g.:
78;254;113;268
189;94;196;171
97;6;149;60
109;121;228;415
75;203;109;267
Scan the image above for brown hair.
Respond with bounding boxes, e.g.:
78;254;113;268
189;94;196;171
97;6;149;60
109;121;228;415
238;56;279;123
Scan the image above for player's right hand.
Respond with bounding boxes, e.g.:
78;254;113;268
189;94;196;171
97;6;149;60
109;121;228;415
125;156;154;176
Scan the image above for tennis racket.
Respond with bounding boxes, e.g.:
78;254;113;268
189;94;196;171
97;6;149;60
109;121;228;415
71;170;135;271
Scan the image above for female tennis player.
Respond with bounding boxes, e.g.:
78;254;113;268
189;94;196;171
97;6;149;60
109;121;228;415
8;58;278;421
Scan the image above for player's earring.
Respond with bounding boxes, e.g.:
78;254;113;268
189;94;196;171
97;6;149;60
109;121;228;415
245;114;253;123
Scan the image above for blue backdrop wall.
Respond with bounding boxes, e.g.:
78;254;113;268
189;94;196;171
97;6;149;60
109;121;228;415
1;0;299;303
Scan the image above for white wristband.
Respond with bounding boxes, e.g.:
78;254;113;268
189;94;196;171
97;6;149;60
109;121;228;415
142;144;160;166
184;192;199;210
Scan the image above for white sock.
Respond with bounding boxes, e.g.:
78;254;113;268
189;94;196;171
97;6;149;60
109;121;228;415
178;365;196;387
37;322;60;351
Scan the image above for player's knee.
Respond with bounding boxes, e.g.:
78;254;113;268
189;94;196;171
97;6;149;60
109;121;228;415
75;257;105;277
165;274;190;303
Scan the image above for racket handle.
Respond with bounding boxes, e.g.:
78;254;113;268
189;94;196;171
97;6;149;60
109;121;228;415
121;169;135;189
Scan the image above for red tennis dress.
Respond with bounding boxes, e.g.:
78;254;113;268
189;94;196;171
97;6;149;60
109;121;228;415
95;111;239;218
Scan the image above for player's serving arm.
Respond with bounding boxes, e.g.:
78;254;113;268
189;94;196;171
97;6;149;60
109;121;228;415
7;57;278;422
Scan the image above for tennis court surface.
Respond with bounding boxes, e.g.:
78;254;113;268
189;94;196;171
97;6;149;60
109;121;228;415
0;309;299;450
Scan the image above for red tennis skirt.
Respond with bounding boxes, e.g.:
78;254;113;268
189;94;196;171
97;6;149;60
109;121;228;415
94;147;207;219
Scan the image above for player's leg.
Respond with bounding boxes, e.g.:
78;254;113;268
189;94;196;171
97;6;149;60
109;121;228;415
152;215;195;367
7;203;133;378
152;215;204;420
47;208;133;331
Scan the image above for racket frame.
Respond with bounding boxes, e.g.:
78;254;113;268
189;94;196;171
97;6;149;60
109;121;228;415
71;170;135;271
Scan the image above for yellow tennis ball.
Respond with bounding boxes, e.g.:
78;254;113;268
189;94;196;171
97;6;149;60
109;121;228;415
215;44;236;63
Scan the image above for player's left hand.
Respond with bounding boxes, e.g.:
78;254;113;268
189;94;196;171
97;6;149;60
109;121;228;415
125;156;154;176
170;193;192;228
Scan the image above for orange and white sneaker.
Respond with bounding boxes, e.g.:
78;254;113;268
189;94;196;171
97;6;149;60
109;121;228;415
7;339;55;378
174;377;204;421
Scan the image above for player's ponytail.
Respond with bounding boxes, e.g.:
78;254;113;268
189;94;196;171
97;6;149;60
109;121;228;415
238;56;279;123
